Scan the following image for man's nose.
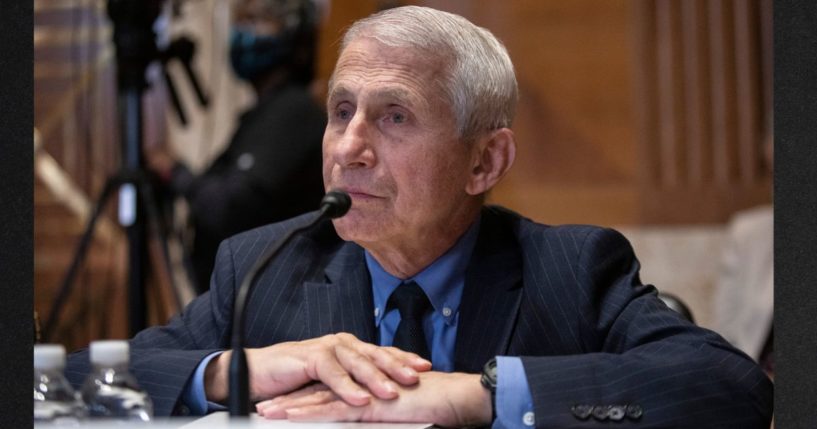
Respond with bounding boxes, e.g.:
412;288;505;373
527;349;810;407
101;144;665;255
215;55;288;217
331;113;376;169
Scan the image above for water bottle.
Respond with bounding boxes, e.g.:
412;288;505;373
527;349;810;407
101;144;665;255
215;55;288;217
80;340;153;421
34;344;84;424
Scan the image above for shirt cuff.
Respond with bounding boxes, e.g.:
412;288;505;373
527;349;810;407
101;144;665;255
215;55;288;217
493;356;535;429
181;351;227;415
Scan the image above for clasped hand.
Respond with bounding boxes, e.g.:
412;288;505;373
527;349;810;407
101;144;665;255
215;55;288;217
205;333;429;405
256;371;491;427
204;333;490;426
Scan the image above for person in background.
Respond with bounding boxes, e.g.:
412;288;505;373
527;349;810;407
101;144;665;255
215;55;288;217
713;122;774;377
148;0;326;292
68;6;773;427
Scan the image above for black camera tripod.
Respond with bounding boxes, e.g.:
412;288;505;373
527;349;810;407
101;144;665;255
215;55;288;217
43;0;208;341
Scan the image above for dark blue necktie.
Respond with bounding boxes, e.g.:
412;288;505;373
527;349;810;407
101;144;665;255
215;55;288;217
388;281;432;360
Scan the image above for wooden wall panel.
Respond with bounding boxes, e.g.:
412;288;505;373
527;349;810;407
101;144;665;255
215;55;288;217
420;0;640;226
634;0;772;224
680;0;712;186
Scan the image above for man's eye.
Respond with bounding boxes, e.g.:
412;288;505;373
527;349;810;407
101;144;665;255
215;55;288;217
390;112;406;123
336;107;352;120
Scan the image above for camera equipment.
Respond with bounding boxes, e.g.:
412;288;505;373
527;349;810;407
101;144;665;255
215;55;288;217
43;0;208;341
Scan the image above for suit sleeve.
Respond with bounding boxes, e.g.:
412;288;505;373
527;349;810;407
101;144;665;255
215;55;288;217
520;228;773;428
64;239;240;417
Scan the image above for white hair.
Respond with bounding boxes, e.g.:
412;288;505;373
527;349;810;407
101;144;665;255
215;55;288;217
336;6;518;141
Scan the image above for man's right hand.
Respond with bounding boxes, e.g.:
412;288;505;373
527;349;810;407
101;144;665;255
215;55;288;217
204;333;432;406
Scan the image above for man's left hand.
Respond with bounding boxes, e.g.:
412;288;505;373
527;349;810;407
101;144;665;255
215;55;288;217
255;371;492;427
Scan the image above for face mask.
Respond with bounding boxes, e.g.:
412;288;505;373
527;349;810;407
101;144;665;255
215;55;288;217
229;27;292;82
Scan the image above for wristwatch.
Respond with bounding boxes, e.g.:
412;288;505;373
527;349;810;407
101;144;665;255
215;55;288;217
480;357;498;421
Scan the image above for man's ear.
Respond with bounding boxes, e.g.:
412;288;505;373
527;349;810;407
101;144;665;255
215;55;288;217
465;128;516;196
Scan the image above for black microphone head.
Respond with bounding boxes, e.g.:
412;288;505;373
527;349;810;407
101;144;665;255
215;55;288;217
321;190;352;219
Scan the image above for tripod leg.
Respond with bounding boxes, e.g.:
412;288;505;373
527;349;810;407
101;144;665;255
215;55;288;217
125;191;148;337
42;176;121;342
137;176;186;314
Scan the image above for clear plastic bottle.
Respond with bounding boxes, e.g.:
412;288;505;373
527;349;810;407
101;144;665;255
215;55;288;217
80;340;153;421
34;344;85;424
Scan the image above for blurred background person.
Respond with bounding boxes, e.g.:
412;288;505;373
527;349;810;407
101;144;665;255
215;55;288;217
712;118;774;377
147;0;326;293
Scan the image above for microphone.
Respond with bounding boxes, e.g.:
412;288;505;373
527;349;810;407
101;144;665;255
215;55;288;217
228;190;351;416
319;189;352;219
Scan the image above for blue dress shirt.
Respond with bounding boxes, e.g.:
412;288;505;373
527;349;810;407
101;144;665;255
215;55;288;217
184;217;536;427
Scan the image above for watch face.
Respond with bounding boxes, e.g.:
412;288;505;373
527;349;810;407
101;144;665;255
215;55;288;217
481;357;498;390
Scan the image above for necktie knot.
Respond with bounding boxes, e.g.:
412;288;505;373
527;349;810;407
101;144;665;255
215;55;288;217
389;281;432;320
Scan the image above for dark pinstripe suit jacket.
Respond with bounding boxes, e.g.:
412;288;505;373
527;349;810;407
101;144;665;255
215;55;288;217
65;206;773;427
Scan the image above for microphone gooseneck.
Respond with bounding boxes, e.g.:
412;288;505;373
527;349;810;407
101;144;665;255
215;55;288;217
228;190;351;416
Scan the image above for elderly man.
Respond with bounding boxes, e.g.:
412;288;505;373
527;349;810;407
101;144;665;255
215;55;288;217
67;6;772;428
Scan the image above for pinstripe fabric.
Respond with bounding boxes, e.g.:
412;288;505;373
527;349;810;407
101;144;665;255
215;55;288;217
495;207;774;428
64;206;772;426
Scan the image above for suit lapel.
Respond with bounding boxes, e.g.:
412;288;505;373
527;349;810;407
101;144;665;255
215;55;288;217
303;241;377;343
454;209;524;373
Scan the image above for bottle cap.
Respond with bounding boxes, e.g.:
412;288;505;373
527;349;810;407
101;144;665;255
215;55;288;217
89;340;130;367
34;344;66;370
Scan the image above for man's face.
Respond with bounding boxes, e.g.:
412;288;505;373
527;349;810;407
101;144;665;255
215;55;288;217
323;38;478;252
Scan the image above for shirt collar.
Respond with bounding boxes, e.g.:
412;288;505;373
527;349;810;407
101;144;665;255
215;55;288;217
367;215;482;327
